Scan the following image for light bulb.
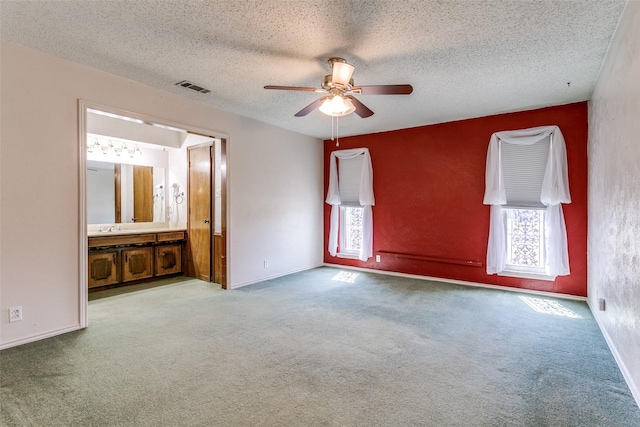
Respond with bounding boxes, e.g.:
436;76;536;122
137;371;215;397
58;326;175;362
331;95;346;112
319;95;356;117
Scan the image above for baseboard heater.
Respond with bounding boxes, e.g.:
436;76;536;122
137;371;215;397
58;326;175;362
377;251;483;267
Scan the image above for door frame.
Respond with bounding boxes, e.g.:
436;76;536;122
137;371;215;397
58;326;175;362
78;100;230;328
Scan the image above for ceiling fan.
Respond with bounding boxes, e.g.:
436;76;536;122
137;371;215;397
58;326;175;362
264;57;413;118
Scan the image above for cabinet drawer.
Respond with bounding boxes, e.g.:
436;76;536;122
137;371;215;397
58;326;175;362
89;233;157;248
155;244;182;276
121;247;154;282
156;231;185;242
88;251;119;288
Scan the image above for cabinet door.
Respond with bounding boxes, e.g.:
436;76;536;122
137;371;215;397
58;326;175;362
88;251;119;288
155;244;182;276
122;247;153;282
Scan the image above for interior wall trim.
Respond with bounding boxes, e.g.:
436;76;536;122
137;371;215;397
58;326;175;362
376;250;483;267
0;325;81;351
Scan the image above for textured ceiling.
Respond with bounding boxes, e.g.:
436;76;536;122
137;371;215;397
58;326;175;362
0;0;627;139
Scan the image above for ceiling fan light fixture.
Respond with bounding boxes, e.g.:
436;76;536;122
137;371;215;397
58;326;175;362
265;56;412;118
319;95;356;117
331;60;355;88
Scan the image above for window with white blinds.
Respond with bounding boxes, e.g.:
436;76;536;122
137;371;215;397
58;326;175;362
501;135;550;208
338;155;364;204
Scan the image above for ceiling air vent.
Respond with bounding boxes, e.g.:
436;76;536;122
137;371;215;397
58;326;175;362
175;80;211;94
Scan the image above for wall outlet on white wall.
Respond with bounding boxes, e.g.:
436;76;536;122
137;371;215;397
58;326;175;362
598;298;606;311
263;260;269;268
9;306;23;322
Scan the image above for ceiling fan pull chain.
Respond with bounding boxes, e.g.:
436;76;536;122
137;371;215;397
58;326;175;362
336;116;339;147
331;115;334;141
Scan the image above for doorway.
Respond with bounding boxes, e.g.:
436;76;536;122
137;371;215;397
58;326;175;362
79;101;229;327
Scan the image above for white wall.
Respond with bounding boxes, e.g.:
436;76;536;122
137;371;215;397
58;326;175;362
588;1;640;406
0;42;324;348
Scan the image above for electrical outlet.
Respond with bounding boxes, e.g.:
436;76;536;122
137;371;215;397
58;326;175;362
375;255;381;263
598;298;606;311
9;306;22;322
264;260;269;268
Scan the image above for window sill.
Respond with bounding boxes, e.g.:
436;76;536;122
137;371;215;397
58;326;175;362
336;252;360;260
498;270;557;282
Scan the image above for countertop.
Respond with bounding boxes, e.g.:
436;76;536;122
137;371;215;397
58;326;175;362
88;226;186;238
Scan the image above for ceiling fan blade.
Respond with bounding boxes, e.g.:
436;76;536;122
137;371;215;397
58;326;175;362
264;85;319;92
294;97;329;117
346;96;374;118
350;84;413;95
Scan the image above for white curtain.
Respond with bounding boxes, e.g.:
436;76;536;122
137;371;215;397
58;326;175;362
326;148;375;261
483;125;571;276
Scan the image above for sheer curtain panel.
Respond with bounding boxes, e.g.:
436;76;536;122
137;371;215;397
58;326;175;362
483;125;571;276
326;148;375;261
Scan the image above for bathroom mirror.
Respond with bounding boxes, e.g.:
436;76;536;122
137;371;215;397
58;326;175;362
87;160;165;224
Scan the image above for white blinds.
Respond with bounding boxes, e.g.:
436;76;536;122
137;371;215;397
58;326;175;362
338;156;364;203
501;135;550;207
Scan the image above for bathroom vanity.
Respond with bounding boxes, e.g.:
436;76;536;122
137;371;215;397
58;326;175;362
88;228;186;289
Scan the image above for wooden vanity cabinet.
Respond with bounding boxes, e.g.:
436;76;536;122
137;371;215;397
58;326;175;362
88;230;186;289
88;251;119;288
155;244;182;276
157;231;185;243
122;247;154;282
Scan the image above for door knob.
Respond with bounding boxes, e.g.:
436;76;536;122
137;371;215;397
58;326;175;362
203;219;210;224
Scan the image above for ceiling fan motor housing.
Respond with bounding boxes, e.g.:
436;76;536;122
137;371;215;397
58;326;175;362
322;74;354;91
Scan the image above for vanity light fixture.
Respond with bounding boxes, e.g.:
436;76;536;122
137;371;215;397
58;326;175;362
113;142;124;156
87;138;141;157
87;140;98;153
127;144;141;157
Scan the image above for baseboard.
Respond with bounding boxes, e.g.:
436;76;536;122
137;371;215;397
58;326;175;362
230;263;325;290
0;324;82;351
322;263;587;301
589;302;640;409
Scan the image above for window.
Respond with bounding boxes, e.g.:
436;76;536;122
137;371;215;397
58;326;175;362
504;208;546;275
484;126;571;278
500;135;552;278
338;205;364;258
326;148;375;261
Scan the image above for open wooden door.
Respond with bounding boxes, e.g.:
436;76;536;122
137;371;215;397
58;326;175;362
187;139;227;289
188;145;212;282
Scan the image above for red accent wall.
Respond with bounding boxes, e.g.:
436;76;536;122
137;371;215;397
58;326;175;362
324;102;588;297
